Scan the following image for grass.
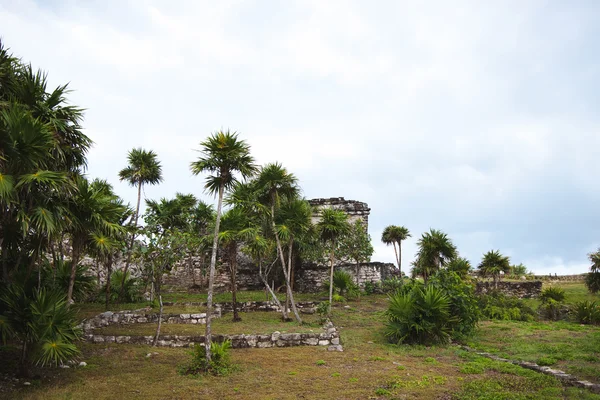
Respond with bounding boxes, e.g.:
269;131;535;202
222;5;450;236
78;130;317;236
5;286;600;399
466;319;600;383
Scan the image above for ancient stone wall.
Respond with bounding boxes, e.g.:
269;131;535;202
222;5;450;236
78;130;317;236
475;280;542;298
295;262;398;293
308;197;370;229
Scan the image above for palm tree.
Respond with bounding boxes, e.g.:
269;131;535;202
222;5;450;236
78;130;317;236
381;225;411;275
317;208;350;315
478;250;510;288
276;197;313;312
414;229;457;282
118;148;162;302
190;130;257;363
65;177;126;303
446;257;472;279
219;207;249;322
255;163;304;323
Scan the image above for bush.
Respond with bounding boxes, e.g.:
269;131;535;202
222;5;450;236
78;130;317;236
324;270;360;301
571;300;600;325
385;285;455;345
42;260;96;302
478;292;536;322
381;277;404;293
0;282;81;375
585;272;600;294
180;340;234;376
363;281;381;295
539;287;566;321
428;270;480;338
103;270;142;303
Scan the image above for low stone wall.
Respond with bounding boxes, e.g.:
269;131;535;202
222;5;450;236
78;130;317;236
84;320;342;350
533;274;587;282
81;308;222;332
475;281;542;298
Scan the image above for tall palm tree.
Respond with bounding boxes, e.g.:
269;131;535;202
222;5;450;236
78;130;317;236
118;148;162;302
190;130;257;363
478;250;510;288
446;257;472;279
381;225;411;275
414;229;457;282
255;163;304;323
317;208;350;315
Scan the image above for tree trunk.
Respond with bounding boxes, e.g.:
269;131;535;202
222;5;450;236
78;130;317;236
205;184;224;363
153;295;163;346
230;244;241;322
392;242;400;271
119;181;142;303
67;245;81;304
328;247;335;316
18;341;30;378
271;203;302;324
285;241;293;314
260;260;287;319
0;237;7;282
105;253;113;310
398;240;402;277
355;259;360;286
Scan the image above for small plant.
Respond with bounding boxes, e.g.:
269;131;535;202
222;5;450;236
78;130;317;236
316;359;326;366
478;292;536;322
316;301;330;321
374;387;391;396
571;300;600;325
363;281;381;295
536;356;557;366
396;365;406;370
539;287;566;321
424;357;436;363
349;377;358;383
332;293;346;303
180;340;234;376
331;372;341;377
381;277;403;293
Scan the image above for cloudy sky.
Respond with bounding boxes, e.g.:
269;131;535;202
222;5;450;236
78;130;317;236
2;0;599;274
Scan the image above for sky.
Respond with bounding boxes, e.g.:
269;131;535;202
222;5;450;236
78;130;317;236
1;0;599;275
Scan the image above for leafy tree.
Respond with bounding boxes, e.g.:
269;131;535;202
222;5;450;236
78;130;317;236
317;208;350;315
340;220;374;285
118;148;163;302
255;163;304;323
510;263;531;277
478;250;511;288
381;225;410;274
413;229;457;282
190;130;257;363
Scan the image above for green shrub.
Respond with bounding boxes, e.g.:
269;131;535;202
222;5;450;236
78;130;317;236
571;300;600;325
324;270;360;301
0;282;81;374
316;301;330;321
428;270;480;338
43;260;96;302
381;277;404;293
585;272;600;294
103;270;142;303
539;287;566;321
363;281;381;295
180;340;233;376
478;292;536;322
540;287;566;303
385;285;456;345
